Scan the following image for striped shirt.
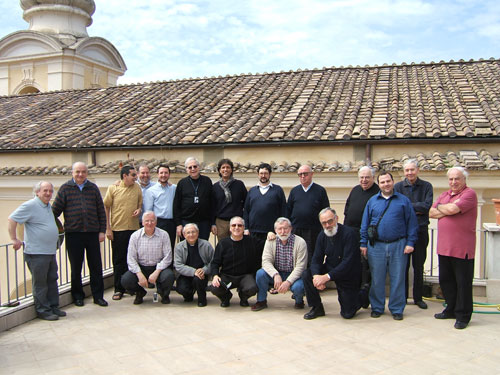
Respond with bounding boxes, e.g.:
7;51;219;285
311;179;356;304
127;227;172;274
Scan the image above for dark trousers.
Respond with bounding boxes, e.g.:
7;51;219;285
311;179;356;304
121;266;175;297
65;232;104;301
294;227;321;267
211;273;257;302
352;228;371;288
181;220;211;241
406;227;429;302
250;232;267;269
302;268;366;319
25;254;59;315
157;218;176;250
438;254;474;323
176;274;208;302
111;230;135;293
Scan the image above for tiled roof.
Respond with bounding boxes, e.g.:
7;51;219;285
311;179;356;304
1;150;498;176
0;59;500;150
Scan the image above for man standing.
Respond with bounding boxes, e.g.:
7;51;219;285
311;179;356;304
360;171;418;320
174;223;214;307
211;216;258;307
103;165;142;301
252;217;307;311
287;164;329;265
52;162;107;307
173;157;214;240
344;166;380;289
8;182;64;320
302;208;367;320
144;164;177;249
394;159;433;309
137;164;155;226
244;163;286;263
430;167;477;330
121;212;174;305
212;158;247;241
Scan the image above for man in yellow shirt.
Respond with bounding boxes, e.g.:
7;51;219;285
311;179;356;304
104;165;142;301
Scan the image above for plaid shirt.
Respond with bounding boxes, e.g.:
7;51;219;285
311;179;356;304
275;234;295;273
127;227;172;274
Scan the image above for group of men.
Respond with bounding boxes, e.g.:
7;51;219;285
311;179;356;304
9;157;477;330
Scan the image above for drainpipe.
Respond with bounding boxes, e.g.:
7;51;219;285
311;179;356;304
365;143;372;166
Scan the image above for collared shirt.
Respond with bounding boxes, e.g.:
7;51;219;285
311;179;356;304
259;182;273;195
143;182;176;219
127;227;172;273
360;191;418;247
394;177;433;227
275;234;295;273
73;178;87;191
103;181;142;231
301;182;313;193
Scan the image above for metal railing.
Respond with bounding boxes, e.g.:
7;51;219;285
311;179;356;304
0;239;113;308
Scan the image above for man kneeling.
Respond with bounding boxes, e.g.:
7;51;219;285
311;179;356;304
121;211;175;304
303;208;368;319
252;217;307;311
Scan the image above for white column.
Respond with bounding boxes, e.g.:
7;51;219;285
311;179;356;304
483;223;500;302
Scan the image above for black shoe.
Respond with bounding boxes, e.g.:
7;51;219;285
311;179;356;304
392;313;403;320
371;311;382;318
304;305;325;320
74;299;84;307
454;321;468;329
38;313;59;321
415;300;428;309
434;312;455;320
134;289;147;305
52;308;67;317
198;300;207;307
294;302;305;309
220;292;232;307
161;295;170;304
183;295;194;302
239;299;249;307
93;298;108;307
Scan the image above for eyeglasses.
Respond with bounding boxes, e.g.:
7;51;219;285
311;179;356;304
297;172;310;177
320;218;336;226
187;166;199;170
129;173;137;177
231;223;243;227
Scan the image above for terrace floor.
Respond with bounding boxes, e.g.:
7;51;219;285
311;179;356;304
1;288;499;375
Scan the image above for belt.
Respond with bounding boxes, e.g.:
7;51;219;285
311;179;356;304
375;236;406;244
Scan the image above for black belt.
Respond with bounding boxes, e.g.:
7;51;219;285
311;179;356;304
375;236;406;244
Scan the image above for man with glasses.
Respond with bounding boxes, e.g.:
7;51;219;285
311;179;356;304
137;164;155;226
173;157;214;240
52;162;107;307
210;216;259;307
287;164;329;265
103;165;143;301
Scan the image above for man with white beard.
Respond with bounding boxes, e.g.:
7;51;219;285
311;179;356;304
302;208;368;320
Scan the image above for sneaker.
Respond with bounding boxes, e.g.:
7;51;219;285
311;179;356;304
251;301;268;311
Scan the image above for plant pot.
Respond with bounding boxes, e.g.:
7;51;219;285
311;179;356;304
492;199;500;225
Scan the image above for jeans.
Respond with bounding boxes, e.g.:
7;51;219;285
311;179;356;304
367;238;408;314
255;268;304;304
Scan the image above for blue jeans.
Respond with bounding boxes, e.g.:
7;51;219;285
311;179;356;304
255;268;304;304
367;238;408;314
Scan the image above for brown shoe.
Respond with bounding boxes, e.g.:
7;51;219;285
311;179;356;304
133;289;147;305
251;301;268;311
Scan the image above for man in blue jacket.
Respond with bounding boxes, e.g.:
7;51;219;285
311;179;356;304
360;171;418;321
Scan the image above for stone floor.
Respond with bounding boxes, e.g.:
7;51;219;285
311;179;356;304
1;289;499;375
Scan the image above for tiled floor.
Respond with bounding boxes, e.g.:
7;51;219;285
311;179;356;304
1;289;499;375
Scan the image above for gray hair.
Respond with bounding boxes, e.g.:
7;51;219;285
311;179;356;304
72;161;88;172
33;181;53;195
318;207;337;220
183;223;199;234
229;216;245;227
138;164;150;172
403;159;418;169
274;217;292;229
447;166;468;179
358;166;375;177
184;157;200;168
142;211;156;222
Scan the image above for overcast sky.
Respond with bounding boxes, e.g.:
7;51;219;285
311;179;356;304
1;0;498;84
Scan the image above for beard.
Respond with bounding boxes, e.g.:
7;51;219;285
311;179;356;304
277;233;290;241
324;225;338;237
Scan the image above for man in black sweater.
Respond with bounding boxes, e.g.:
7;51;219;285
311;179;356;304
287;164;329;265
343;166;380;289
173;157;214;240
210;216;258;307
